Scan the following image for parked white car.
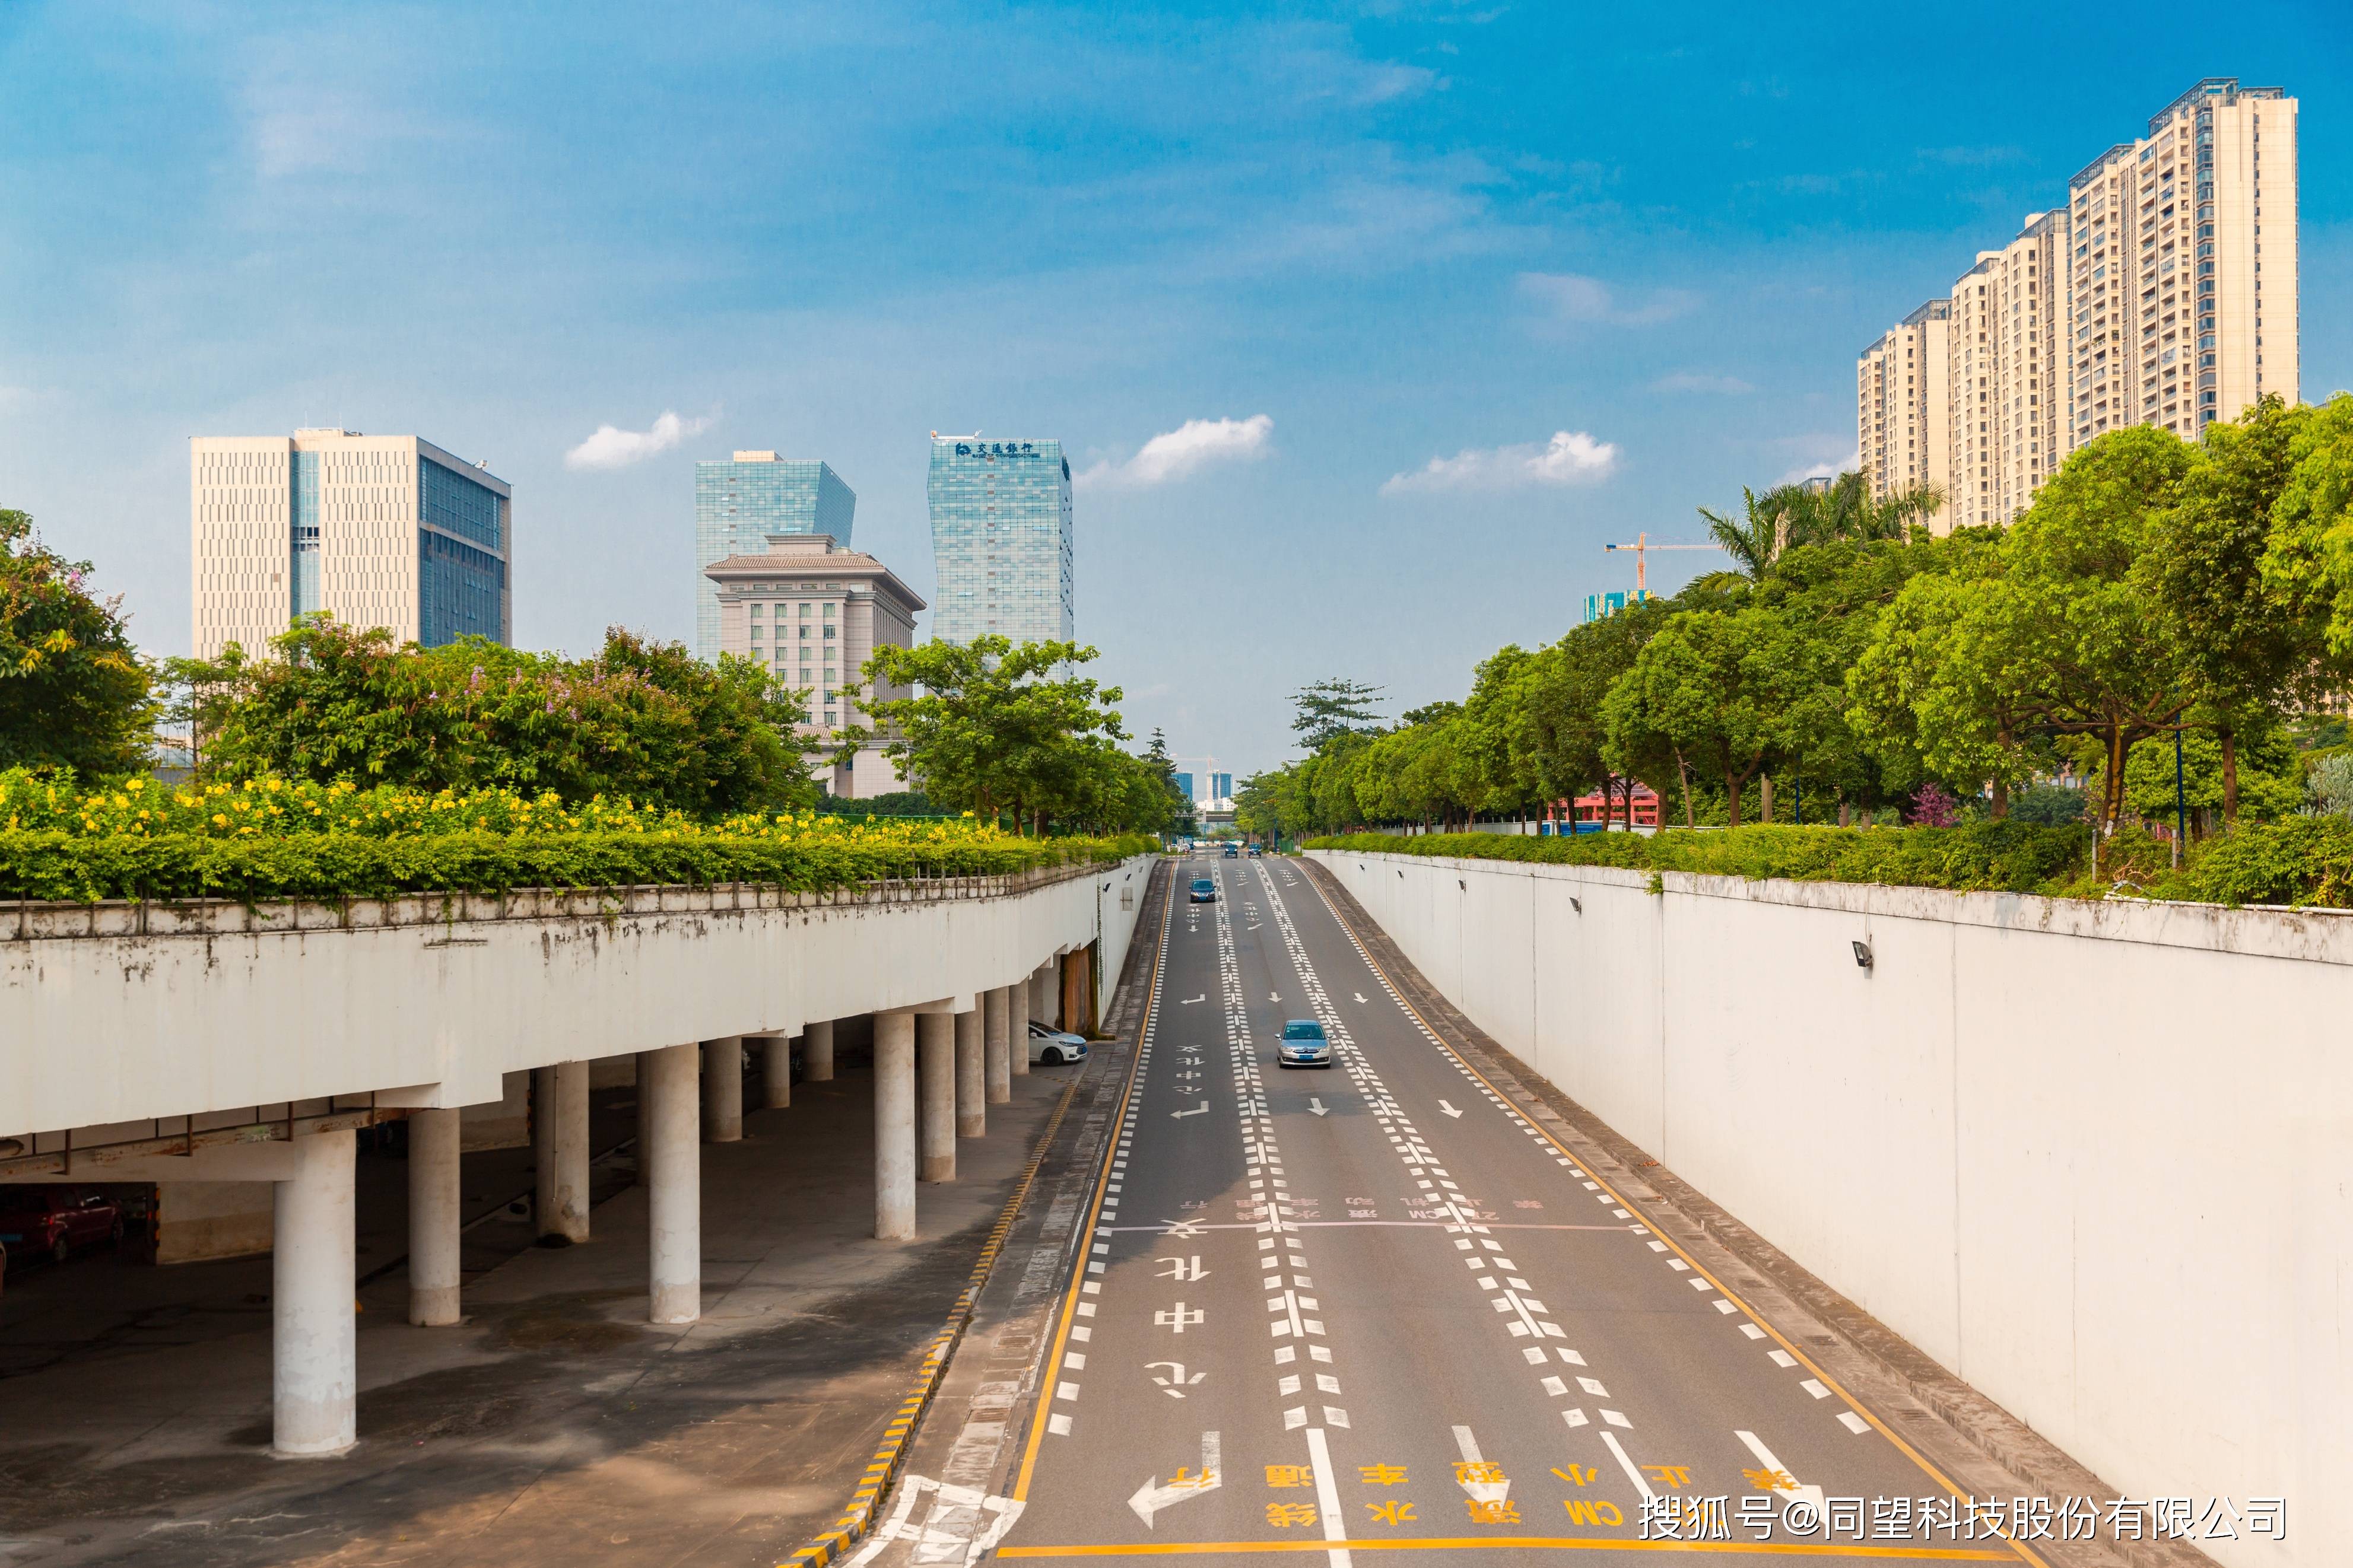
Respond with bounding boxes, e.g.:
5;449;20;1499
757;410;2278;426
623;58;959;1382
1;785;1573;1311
1026;1019;1090;1066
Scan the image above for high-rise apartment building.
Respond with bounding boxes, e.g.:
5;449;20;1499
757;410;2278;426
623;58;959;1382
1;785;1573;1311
1948;211;2066;531
705;533;924;799
926;435;1074;646
190;429;511;660
1858;79;2297;527
694;453;855;661
1857;300;1952;529
2066;79;2295;444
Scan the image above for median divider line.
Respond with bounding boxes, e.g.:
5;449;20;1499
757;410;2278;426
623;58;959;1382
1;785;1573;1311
1294;859;2052;1568
780;1032;1097;1567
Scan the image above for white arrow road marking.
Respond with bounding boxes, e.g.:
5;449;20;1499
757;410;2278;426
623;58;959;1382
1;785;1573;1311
1269;991;1281;1001
1302;1427;1353;1566
1733;1429;1828;1518
1178;994;1205;1004
1171;1102;1210;1119
1128;1431;1222;1528
1352;992;1368;1003
1308;1099;1329;1117
1450;1424;1510;1506
1599;1431;1653;1500
1438;1100;1463;1118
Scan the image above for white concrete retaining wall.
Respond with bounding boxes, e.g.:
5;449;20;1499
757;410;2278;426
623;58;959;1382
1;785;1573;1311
2;857;1155;1143
1311;848;2349;1568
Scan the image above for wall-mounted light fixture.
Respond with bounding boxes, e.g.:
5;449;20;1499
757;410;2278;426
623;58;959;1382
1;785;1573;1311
1570;897;1583;914
1458;879;1466;891
1852;939;1875;971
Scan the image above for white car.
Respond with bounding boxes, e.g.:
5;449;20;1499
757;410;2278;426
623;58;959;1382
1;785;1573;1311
1027;1019;1090;1066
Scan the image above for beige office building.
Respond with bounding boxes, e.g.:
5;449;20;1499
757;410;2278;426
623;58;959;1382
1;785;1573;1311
1947;209;2066;531
706;532;925;800
1859;79;2296;526
1856;299;1952;530
191;428;512;660
2066;78;2295;444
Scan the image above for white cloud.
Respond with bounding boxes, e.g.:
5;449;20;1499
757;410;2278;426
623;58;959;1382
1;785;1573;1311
564;410;715;471
1077;414;1274;489
1776;449;1860;486
1653;372;1752;395
1382;430;1619;495
1519;271;1697;327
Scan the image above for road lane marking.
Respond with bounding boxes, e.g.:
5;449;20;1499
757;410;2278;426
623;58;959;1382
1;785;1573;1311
1301;1426;1352;1567
1287;862;2053;1568
1598;1431;1653;1500
1448;1425;1510;1506
1126;1431;1222;1528
1733;1428;1827;1518
1012;872;1173;1491
1436;1100;1463;1118
996;1541;2018;1559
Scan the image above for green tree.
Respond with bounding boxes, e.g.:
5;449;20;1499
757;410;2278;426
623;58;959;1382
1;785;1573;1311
2144;395;2332;822
1602;608;1779;825
860;637;1129;831
189;618;816;812
1290;678;1385;749
0;508;154;774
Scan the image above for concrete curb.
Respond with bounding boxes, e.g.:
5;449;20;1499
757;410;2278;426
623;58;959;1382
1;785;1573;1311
781;1073;1084;1568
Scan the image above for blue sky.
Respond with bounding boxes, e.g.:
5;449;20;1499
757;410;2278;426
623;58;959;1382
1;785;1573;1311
5;2;2349;778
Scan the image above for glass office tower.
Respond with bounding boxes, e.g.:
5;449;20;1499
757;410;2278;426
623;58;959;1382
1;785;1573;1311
926;435;1074;646
694;452;856;661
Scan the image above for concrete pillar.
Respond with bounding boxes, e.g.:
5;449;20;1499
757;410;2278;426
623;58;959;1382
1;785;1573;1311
703;1037;744;1143
917;1012;957;1182
1008;977;1031;1080
759;1033;792;1110
874;1012;916;1240
408;1108;462;1327
534;1061;590;1243
272;1128;356;1456
1033;962;1058;1030
804;1019;836;1082
955;1007;986;1138
984;986;1012;1105
640;1043;700;1324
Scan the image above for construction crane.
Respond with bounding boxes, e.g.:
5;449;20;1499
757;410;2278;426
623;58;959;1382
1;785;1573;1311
1603;531;1724;594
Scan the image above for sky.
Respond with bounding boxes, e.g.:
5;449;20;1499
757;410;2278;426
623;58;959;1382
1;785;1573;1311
5;2;2351;781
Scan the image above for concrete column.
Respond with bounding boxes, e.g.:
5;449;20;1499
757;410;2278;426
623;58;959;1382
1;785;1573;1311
759;1033;792;1110
1008;977;1031;1080
272;1128;356;1456
804;1019;836;1082
407;1108;462;1327
984;986;1012;1105
1033;962;1058;1030
534;1061;590;1243
703;1037;744;1143
955;1007;986;1138
640;1044;700;1324
917;1012;957;1182
874;1013;916;1240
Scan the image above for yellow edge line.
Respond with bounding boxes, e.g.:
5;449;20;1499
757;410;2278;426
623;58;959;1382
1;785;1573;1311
772;913;1113;1568
998;1538;2015;1559
1297;863;2052;1568
1011;865;1175;1502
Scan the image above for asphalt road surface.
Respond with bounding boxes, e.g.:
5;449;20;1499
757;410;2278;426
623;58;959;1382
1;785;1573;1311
986;851;2037;1566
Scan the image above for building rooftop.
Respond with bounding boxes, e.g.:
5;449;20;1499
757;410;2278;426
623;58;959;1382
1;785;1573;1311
704;536;925;609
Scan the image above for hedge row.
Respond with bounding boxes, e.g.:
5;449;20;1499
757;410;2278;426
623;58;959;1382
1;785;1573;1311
0;828;1155;905
1304;818;2353;909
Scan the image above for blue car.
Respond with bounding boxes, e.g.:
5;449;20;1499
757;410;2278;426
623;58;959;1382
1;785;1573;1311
1276;1019;1332;1069
1189;878;1216;904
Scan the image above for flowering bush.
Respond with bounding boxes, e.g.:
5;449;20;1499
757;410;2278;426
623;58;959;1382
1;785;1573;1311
0;768;1151;903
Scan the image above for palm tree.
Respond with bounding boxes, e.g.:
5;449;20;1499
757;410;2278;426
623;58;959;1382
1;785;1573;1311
1698;473;1946;587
